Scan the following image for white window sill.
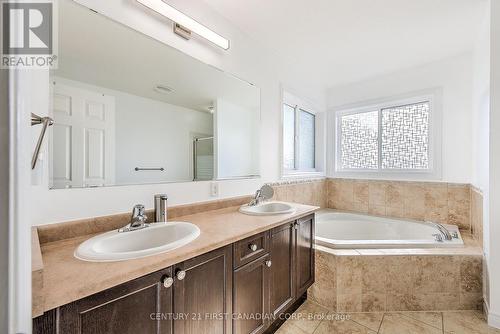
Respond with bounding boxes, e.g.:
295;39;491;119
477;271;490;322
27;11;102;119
281;171;326;180
330;170;441;181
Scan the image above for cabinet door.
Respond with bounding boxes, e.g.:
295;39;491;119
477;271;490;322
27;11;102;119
269;222;295;318
173;246;232;334
56;267;174;334
233;254;270;334
295;214;315;297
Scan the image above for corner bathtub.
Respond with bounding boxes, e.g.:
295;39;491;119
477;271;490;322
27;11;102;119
315;210;464;249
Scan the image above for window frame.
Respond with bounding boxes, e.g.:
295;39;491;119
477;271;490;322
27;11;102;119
281;89;325;179
330;91;442;180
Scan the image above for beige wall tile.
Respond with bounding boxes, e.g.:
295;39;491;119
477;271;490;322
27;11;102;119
326;179;477;234
362;293;386;312
403;184;426;220
308;251;337;310
424;184;449;224
361;256;387;294
459;256;482;294
386;182;404;208
386;256;416;294
458;293;483;310
354;181;369;205
368;205;387;216
433;293;460;310
337;256;362;294
414;256;459;294
337;293;362;312
447;184;471;231
369;181;387;207
471;188;483;247
336;180;355;210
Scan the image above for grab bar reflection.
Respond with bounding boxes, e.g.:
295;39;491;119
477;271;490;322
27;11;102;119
134;167;165;171
31;113;54;170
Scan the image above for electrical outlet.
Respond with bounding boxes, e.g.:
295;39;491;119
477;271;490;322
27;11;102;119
210;182;219;197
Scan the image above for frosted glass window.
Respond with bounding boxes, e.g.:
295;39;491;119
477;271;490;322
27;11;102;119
381;102;429;169
283;104;295;170
299;109;315;169
340;111;379;169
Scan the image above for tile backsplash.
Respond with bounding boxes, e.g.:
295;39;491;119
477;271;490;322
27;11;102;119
327;178;472;231
471;186;483;247
270;177;483;236
271;178;327;208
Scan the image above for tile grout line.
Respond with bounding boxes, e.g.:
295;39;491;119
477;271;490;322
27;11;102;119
441;312;444;334
350;316;383;333
377;313;386;333
398;311;445;331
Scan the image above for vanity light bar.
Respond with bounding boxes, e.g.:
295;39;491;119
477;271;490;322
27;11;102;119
136;0;230;50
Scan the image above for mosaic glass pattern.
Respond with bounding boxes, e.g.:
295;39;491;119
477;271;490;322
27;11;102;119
340;110;379;169
381;101;430;169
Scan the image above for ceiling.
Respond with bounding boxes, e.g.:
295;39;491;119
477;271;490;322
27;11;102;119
202;0;487;88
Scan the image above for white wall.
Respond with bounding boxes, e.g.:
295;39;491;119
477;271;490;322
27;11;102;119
470;0;491;314
29;0;326;225
215;98;259;179
115;94;213;184
327;53;475;183
487;0;500;327
0;64;9;333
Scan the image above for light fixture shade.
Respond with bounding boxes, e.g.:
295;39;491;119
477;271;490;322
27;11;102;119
136;0;230;50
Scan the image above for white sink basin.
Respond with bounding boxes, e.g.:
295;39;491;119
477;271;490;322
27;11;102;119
75;222;200;262
239;201;296;216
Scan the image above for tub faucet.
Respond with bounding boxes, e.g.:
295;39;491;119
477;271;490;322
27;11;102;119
428;221;453;241
119;204;149;232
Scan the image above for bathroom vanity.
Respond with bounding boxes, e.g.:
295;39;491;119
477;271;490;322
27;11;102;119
32;203;316;334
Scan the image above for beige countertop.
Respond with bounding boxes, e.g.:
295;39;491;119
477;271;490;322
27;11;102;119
34;203;318;314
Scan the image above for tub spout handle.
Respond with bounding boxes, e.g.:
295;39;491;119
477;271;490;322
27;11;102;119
433;233;443;242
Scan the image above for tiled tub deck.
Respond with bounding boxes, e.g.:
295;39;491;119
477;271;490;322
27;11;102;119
308;236;483;313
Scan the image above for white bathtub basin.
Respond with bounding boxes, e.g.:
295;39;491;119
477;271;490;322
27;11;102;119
75;222;200;262
315;210;464;249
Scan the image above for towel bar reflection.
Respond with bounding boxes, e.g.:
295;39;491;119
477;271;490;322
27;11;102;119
31;113;54;170
134;167;165;171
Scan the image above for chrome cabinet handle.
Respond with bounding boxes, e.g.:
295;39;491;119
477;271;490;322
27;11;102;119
249;243;258;252
265;260;272;268
161;276;174;288
176;270;186;281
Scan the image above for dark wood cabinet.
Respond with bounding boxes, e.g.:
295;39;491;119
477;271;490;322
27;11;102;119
33;215;315;334
295;215;315;297
52;267;173;334
173;246;232;334
233;254;270;334
269;222;295;318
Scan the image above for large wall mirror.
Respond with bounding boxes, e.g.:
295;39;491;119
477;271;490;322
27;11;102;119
49;0;260;189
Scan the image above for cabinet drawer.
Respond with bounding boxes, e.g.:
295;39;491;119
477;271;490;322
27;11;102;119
233;231;270;268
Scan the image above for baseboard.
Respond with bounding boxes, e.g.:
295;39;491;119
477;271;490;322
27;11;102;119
488;311;500;330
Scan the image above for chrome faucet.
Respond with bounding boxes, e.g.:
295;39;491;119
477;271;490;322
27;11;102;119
249;189;264;206
118;204;149;232
248;185;274;206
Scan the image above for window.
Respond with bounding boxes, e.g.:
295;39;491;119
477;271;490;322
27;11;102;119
282;90;324;177
335;95;438;177
283;103;316;172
